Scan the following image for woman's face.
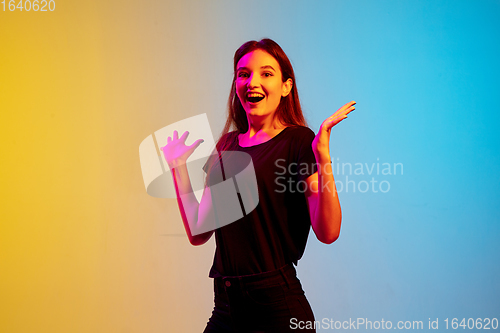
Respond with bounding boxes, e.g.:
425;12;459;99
235;49;292;120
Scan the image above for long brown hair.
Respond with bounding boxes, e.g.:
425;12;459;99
205;39;308;186
216;38;308;152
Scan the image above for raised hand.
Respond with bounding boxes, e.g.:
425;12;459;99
312;101;355;158
160;130;204;169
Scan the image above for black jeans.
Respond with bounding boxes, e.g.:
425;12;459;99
203;264;316;333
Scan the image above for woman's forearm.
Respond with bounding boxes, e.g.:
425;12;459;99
308;100;355;243
311;154;342;244
171;165;213;245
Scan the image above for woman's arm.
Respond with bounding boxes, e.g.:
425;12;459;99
161;130;214;246
171;164;214;245
304;164;341;244
305;101;356;244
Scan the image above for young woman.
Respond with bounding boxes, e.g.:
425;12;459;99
161;39;355;332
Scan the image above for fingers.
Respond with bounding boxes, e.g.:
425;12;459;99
340;106;355;118
333;101;356;114
341;101;356;111
189;138;204;150
326;109;353;123
179;131;190;143
325;116;345;128
322;101;356;128
328;102;356;119
167;130;190;144
165;131;177;145
322;112;350;132
331;115;348;125
166;130;202;151
185;138;204;156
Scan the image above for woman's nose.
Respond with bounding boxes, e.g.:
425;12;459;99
248;73;260;87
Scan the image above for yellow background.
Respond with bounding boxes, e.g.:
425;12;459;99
0;1;233;331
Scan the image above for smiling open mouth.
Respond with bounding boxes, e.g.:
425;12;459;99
247;93;265;103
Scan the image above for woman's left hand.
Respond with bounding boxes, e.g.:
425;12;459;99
312;101;356;158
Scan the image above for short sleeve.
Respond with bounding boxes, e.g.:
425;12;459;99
202;150;216;174
202;131;237;174
295;127;318;182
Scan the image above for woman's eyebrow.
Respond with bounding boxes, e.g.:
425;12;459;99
236;65;276;72
260;65;276;71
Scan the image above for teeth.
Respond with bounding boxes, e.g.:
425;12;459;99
247;93;264;98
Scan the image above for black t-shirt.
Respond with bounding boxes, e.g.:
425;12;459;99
205;126;318;277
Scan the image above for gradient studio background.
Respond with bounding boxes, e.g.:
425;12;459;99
1;0;499;332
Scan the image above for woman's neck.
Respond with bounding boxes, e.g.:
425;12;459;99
239;115;287;146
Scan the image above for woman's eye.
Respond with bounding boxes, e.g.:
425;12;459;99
263;72;273;77
237;72;249;78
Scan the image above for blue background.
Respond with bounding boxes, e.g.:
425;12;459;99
205;0;500;326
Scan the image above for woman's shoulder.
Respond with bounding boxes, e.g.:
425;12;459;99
278;126;316;154
216;131;239;151
283;125;315;139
